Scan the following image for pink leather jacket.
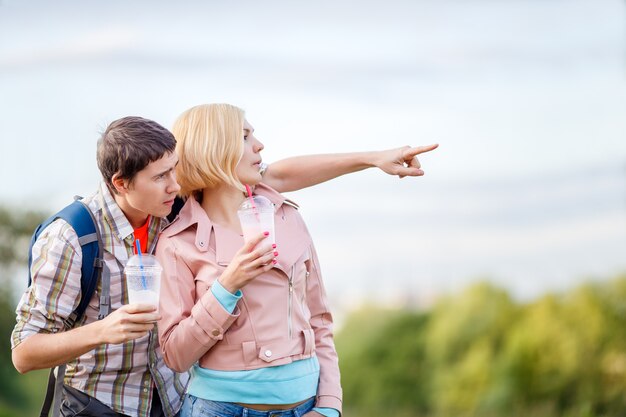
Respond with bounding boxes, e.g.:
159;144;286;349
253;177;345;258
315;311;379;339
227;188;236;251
155;184;342;412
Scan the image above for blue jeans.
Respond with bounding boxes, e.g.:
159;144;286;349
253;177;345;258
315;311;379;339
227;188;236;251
180;395;315;417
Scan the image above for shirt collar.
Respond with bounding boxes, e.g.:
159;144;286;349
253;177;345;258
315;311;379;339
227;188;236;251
98;182;166;246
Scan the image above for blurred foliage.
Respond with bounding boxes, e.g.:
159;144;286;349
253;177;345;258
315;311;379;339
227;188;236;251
336;277;626;417
0;207;48;416
0;206;46;266
1;282;49;416
2;205;626;417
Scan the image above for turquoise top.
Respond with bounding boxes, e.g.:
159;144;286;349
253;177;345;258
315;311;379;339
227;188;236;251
185;280;339;417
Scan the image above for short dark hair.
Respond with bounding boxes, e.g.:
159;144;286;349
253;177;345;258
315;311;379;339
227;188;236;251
97;116;176;192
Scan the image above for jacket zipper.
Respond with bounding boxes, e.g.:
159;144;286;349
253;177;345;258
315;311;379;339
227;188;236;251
288;265;294;338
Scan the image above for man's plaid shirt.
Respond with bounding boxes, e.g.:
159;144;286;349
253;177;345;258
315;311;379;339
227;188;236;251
12;183;188;417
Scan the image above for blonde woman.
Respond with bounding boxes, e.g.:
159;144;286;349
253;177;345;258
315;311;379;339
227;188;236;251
156;104;343;417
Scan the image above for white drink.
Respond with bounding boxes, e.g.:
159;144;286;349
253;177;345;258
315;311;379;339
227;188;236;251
127;288;159;307
125;255;162;311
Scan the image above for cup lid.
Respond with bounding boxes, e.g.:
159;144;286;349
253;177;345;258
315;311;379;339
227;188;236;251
126;254;161;269
238;195;274;211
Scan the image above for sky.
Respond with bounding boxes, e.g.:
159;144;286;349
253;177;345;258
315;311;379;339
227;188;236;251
1;0;625;310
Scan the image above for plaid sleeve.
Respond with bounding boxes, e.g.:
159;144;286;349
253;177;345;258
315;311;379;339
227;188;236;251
11;219;83;349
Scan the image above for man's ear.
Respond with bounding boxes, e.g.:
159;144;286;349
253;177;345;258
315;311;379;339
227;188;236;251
111;173;129;195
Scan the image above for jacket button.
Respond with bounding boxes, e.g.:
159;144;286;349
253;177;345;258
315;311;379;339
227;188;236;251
199;241;205;247
211;329;220;337
264;350;272;358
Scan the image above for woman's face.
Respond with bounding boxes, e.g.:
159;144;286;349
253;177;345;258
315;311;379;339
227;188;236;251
235;120;265;186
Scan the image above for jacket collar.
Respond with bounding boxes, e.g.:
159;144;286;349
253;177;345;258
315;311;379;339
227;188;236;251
162;183;309;274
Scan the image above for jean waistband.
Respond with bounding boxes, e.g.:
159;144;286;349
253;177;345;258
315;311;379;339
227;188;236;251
187;395;315;417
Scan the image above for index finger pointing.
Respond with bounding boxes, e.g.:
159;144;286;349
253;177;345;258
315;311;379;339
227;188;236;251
403;144;439;159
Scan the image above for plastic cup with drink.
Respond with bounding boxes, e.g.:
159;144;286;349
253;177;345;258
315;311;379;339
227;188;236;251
237;186;275;245
125;240;162;311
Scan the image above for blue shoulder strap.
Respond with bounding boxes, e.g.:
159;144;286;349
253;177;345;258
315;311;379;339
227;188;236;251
28;198;107;328
30;198;109;417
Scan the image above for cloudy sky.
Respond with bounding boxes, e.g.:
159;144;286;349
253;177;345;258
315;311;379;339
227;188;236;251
1;0;624;309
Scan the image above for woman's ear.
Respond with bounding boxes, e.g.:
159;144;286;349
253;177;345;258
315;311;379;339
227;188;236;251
111;173;128;195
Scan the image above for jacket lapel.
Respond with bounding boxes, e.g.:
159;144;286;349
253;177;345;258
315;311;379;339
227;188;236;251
214;223;245;267
168;188;312;275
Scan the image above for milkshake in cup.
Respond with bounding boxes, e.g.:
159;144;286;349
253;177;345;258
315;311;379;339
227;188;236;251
237;195;275;245
125;253;162;310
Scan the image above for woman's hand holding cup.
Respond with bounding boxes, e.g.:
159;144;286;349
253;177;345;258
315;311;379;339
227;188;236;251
218;231;278;294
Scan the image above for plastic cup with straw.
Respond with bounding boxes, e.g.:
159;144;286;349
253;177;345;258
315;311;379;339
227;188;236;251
237;184;275;244
124;241;162;309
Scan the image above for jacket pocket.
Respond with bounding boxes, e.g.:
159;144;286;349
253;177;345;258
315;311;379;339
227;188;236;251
291;251;311;303
256;329;316;364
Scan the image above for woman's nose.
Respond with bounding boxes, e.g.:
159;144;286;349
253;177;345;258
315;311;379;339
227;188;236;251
169;174;181;193
170;180;181;194
254;138;264;152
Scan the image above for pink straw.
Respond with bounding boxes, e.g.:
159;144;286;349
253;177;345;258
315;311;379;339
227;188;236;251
244;184;261;223
244;184;256;210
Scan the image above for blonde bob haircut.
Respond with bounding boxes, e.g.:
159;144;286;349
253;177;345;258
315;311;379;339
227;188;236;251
173;103;246;197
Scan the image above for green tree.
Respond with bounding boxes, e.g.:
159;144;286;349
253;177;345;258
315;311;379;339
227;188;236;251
496;280;626;416
335;277;626;417
336;307;432;416
0;206;48;417
425;282;517;415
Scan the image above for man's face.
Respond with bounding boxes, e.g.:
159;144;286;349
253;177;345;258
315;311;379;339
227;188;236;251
119;151;180;224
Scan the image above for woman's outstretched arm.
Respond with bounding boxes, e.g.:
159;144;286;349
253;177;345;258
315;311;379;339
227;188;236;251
263;144;438;193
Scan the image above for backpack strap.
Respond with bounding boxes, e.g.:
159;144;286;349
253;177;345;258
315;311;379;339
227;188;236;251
63;198;107;327
50;364;66;417
29;197;108;417
28;197;107;327
39;369;56;417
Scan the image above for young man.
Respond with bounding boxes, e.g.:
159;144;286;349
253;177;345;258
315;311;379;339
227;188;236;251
12;116;437;417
